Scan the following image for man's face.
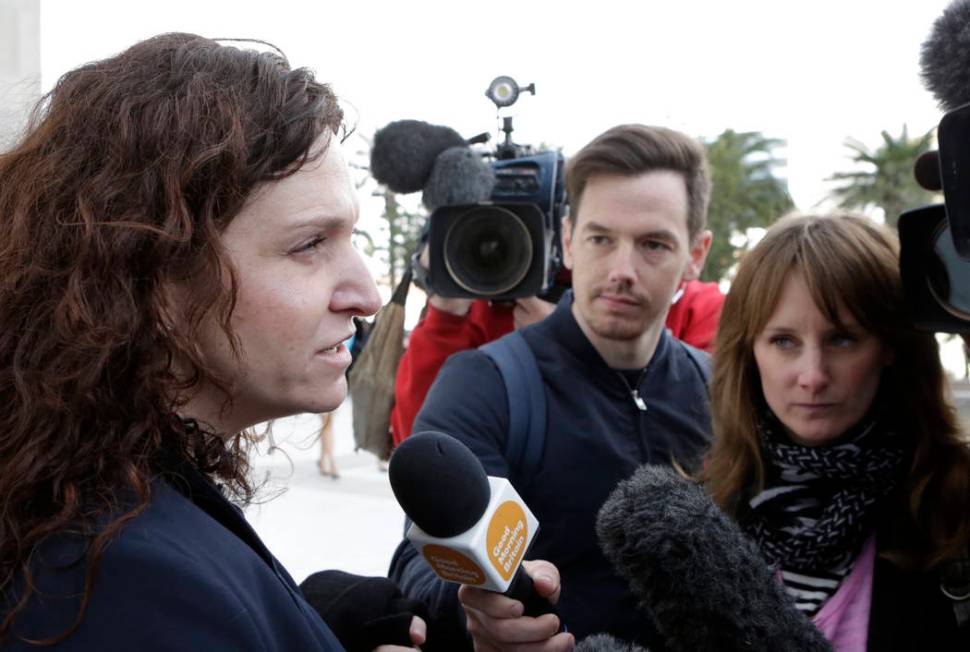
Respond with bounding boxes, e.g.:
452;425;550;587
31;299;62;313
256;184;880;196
562;170;708;345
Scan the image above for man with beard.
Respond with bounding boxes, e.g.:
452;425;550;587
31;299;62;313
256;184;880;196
388;124;714;651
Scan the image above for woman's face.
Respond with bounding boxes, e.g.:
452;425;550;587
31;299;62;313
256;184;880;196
752;272;893;447
190;136;381;431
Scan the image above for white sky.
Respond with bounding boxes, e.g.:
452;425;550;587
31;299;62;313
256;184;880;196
33;1;970;373
40;0;952;209
36;0;956;318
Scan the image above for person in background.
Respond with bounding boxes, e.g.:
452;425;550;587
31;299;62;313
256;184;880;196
0;33;423;651
318;411;340;479
389;123;716;650
702;214;970;649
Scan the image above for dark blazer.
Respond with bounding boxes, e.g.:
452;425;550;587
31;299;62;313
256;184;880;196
4;467;344;651
867;552;970;650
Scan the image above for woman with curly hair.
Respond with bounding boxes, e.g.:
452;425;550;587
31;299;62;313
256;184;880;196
0;33;422;651
703;214;970;649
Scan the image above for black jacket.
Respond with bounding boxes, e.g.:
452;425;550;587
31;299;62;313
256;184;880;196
5;466;344;651
388;293;712;650
866;540;970;649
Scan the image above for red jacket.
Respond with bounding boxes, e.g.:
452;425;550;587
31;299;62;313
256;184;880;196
390;280;724;444
664;280;724;352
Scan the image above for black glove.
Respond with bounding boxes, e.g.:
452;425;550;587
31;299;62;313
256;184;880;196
300;570;429;651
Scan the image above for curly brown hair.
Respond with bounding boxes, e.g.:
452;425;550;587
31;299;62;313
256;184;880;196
0;33;343;641
703;213;970;570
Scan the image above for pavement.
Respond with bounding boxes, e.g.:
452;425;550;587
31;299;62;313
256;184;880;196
244;400;405;584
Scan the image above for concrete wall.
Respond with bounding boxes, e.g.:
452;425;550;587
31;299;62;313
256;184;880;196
0;0;40;151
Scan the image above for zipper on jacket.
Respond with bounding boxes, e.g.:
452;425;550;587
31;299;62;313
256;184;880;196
617;369;649;411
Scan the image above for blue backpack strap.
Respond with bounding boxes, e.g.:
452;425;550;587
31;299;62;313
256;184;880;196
480;331;546;481
679;339;712;387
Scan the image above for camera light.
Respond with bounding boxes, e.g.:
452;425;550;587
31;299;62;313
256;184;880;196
486;76;520;108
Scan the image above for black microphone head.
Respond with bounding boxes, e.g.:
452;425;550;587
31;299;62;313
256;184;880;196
596;465;831;652
388;431;491;538
921;0;970;111
370;120;466;194
422;146;496;212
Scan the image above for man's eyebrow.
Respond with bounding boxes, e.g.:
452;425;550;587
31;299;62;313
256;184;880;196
581;221;612;233
639;228;679;242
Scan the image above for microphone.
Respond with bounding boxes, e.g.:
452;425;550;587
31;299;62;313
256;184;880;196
921;0;970;111
422;146;495;212
388;431;557;619
370;120;466;194
595;465;832;652
370;120;496;211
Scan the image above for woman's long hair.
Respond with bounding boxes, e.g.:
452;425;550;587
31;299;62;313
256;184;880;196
703;213;970;569
0;33;342;639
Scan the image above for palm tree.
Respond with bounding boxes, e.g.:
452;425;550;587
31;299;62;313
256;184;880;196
348;133;424;289
703;130;794;283
380;187;424;289
827;125;937;228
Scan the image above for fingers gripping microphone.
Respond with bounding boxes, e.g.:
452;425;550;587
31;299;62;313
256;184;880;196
388;431;556;618
596;465;832;652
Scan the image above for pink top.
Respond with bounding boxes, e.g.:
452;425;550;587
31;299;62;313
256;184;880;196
812;534;877;651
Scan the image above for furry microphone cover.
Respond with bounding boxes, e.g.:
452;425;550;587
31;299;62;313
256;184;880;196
595;465;832;652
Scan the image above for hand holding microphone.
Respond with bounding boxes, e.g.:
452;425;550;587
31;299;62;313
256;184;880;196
388;431;573;648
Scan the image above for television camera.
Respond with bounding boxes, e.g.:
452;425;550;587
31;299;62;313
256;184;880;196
899;1;970;333
370;76;567;301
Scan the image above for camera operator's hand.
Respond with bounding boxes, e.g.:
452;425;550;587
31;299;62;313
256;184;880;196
458;560;575;652
429;295;474;317
514;297;555;330
418;244;474;317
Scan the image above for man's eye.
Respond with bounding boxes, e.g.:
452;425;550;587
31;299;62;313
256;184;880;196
589;235;609;245
643;240;671;252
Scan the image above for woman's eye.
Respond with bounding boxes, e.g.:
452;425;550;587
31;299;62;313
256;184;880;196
769;335;795;349
830;334;857;347
293;236;326;253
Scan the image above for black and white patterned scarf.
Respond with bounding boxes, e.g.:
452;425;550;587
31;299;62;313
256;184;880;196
742;409;909;573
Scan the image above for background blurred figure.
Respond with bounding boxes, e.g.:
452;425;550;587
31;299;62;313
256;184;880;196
0;33;423;651
703;214;970;649
318;411;340;479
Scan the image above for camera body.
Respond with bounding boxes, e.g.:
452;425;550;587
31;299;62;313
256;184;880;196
423;150;566;301
899;102;970;333
414;77;567;302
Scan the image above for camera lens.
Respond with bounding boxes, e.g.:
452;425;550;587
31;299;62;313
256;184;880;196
443;206;533;296
928;222;970;319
